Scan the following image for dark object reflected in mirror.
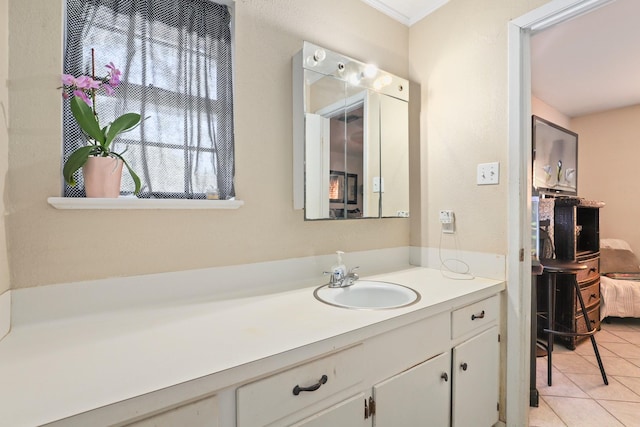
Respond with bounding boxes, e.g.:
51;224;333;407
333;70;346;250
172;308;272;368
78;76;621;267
329;171;345;203
328;170;358;204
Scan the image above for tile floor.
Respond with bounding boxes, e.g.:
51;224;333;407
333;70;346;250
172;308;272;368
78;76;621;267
529;317;640;426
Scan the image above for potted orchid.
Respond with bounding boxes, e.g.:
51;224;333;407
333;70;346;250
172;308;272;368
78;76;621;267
61;51;141;196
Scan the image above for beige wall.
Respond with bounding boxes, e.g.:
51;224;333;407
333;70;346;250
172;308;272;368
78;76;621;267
532;96;571;130
0;0;10;296
409;0;548;254
571;104;640;256
7;0;410;289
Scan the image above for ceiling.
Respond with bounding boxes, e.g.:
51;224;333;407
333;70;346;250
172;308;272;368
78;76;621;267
365;0;640;119
360;0;449;26
531;0;640;118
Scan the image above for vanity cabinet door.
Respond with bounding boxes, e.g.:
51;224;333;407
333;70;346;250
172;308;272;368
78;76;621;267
373;352;451;427
451;326;499;427
290;393;368;427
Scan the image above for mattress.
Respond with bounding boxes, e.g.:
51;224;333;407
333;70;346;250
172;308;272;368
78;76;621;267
599;239;640;319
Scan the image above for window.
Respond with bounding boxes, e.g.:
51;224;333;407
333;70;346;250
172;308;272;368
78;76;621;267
63;0;235;199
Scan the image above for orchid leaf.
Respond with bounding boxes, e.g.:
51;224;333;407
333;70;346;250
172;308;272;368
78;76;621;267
104;113;141;149
62;145;96;186
70;97;105;144
113;152;142;194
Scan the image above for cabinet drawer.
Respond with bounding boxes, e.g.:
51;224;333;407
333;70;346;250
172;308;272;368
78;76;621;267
452;295;499;339
236;344;363;427
576;257;599;283
124;395;218;427
579;277;600;307
576;303;600;335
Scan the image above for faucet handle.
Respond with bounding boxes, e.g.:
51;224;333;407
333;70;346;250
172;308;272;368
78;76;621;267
347;266;359;280
343;266;360;287
323;270;342;286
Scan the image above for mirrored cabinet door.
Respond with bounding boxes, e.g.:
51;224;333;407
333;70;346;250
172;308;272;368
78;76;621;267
380;94;409;218
294;41;409;220
304;70;347;219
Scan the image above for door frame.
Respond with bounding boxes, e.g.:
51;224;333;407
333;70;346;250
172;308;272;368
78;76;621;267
506;0;613;424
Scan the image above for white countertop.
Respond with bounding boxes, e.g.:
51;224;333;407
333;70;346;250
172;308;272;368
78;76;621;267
0;267;504;426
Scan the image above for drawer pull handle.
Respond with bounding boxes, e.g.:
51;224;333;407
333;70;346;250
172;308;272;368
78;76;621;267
461;362;468;371
589;268;597;273
589;293;597;301
292;375;328;396
441;372;449;382
471;310;485;320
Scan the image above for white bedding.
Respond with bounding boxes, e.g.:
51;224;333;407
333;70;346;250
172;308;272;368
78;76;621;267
600;239;640;319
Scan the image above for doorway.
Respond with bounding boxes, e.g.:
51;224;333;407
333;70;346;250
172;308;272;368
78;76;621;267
506;0;615;425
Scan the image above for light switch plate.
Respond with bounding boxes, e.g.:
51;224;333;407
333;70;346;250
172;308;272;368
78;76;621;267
477;162;500;185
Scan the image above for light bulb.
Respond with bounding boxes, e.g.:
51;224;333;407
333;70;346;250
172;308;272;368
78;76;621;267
313;49;326;62
363;64;378;78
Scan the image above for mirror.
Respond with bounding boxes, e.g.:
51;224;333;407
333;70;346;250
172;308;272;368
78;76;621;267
293;42;409;220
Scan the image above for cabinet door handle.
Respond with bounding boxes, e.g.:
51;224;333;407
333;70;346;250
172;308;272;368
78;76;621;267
460;362;468;371
441;372;449;382
471;310;485;320
292;375;328;396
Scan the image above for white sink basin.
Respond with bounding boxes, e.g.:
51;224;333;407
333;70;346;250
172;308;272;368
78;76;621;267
314;280;421;310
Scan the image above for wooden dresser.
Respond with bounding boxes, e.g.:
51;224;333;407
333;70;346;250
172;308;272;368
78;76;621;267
539;197;604;350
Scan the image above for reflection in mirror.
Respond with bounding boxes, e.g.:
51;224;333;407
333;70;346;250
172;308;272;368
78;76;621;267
293;42;409;220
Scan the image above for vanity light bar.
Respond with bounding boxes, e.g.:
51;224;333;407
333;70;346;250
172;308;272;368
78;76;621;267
302;41;408;101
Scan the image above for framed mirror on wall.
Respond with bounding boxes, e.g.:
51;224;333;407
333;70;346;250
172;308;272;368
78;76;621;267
293;41;410;220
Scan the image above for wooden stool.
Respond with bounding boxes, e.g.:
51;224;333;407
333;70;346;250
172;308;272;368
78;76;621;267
540;259;608;386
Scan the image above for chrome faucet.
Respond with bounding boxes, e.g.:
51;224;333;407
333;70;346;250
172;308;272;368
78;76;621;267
324;266;360;288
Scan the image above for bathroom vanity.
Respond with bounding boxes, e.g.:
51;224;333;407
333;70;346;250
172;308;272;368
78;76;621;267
0;267;503;426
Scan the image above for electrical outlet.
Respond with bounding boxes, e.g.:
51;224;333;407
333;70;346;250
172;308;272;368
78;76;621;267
439;210;455;233
439;210;453;223
477;162;500;185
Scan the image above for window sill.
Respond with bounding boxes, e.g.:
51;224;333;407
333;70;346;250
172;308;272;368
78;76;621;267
47;197;244;210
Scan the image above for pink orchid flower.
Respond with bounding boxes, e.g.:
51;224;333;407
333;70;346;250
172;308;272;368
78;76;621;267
61;74;77;86
105;62;122;87
75;75;101;90
103;83;115;96
73;89;92;106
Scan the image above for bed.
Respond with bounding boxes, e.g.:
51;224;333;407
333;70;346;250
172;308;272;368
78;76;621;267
599;238;640;319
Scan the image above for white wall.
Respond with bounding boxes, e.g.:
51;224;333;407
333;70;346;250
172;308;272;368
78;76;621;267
6;0;411;289
572;104;640;256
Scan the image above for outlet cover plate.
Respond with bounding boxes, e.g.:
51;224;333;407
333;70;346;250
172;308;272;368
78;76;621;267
439;210;454;224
